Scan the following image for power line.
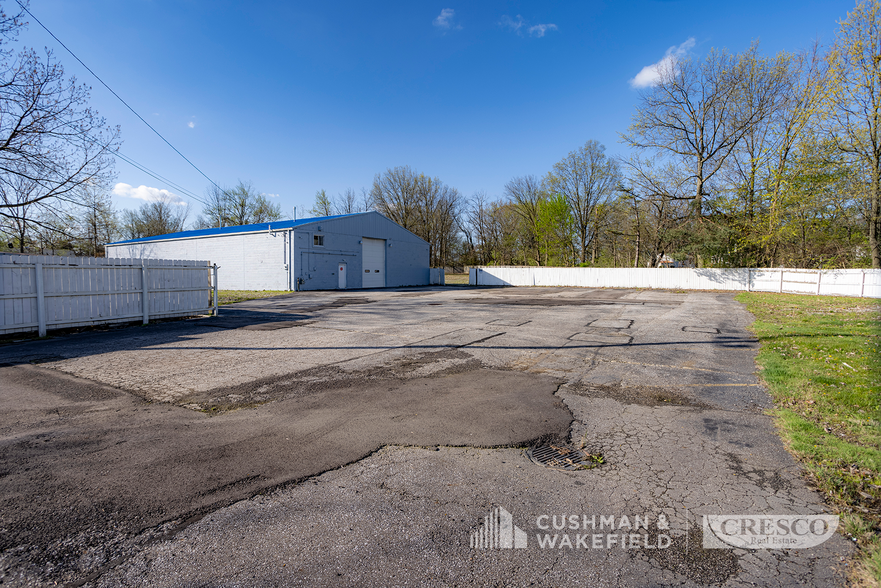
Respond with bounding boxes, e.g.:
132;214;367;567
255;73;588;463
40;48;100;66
112;150;210;206
16;1;225;195
63;118;211;207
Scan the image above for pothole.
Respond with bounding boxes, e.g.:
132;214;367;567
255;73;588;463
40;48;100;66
527;444;604;471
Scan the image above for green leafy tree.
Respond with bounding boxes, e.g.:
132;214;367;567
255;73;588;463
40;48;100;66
826;0;881;268
310;189;334;217
544;140;620;264
535;194;575;266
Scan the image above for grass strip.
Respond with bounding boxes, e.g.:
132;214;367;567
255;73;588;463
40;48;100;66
736;292;880;586
217;290;291;305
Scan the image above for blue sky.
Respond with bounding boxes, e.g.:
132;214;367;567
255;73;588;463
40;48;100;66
16;0;857;220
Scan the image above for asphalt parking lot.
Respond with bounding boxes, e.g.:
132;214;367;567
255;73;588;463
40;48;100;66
0;286;853;586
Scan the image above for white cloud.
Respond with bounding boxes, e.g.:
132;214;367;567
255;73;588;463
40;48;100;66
264;193;280;198
187;121;195;128
113;183;187;206
630;37;695;89
500;15;556;37
528;23;557;38
433;8;461;30
499;14;525;33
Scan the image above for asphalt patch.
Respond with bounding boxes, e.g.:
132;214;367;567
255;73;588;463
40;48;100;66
0;363;571;585
282;296;374;313
199;315;313;330
564;382;710;409
456;297;623;307
181;349;486;413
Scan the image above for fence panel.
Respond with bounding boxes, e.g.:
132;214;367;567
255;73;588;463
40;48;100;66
0;254;217;336
470;267;881;298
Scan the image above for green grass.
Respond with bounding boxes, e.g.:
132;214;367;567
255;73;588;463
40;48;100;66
737;292;881;586
217;290;291;305
444;273;470;285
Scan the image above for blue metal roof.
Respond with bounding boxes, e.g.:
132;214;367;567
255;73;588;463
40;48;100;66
107;212;368;245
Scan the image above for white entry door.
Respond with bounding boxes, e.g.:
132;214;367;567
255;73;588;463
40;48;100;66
362;238;386;288
338;262;347;289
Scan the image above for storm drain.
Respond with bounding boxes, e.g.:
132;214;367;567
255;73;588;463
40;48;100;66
527;444;604;471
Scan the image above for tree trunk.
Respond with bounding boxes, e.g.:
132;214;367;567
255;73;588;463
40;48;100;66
871;163;881;269
634;230;641;268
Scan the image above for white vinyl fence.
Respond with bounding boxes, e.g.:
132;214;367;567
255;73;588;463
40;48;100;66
429;268;446;285
0;255;218;336
469;267;881;298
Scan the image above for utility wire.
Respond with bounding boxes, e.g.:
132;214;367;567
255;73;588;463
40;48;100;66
112;151;210;206
16;1;225;195
62;118;212;206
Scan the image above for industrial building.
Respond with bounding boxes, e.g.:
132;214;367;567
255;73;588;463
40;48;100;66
105;212;430;291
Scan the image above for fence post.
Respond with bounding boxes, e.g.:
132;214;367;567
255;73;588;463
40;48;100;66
212;264;218;316
747;268;752;292
35;261;46;337
816;270;822;295
779;269;784;293
861;270;867;298
141;261;149;325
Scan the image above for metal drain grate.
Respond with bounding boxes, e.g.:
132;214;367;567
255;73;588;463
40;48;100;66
527;444;604;471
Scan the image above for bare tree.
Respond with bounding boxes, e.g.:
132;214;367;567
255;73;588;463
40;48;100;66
619;157;692;267
197;184;230;228
623;43;783;217
74;184;117;256
334;188;367;214
0;2;25;44
370;166;462;266
503;175;544;264
0;2;119;250
121;197;188;239
370;166;421;229
544;140;620;263
0;171;38;251
0;50;119;212
195;181;282;228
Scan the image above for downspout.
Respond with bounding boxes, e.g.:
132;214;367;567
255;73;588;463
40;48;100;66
289;228;295;291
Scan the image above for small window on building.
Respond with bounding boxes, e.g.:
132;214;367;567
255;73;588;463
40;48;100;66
313;234;324;247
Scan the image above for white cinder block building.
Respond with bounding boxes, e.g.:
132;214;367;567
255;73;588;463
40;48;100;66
106;212;430;291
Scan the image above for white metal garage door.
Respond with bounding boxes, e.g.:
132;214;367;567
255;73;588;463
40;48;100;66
362;238;386;288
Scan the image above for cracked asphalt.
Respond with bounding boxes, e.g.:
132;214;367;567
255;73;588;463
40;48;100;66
0;286;853;586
